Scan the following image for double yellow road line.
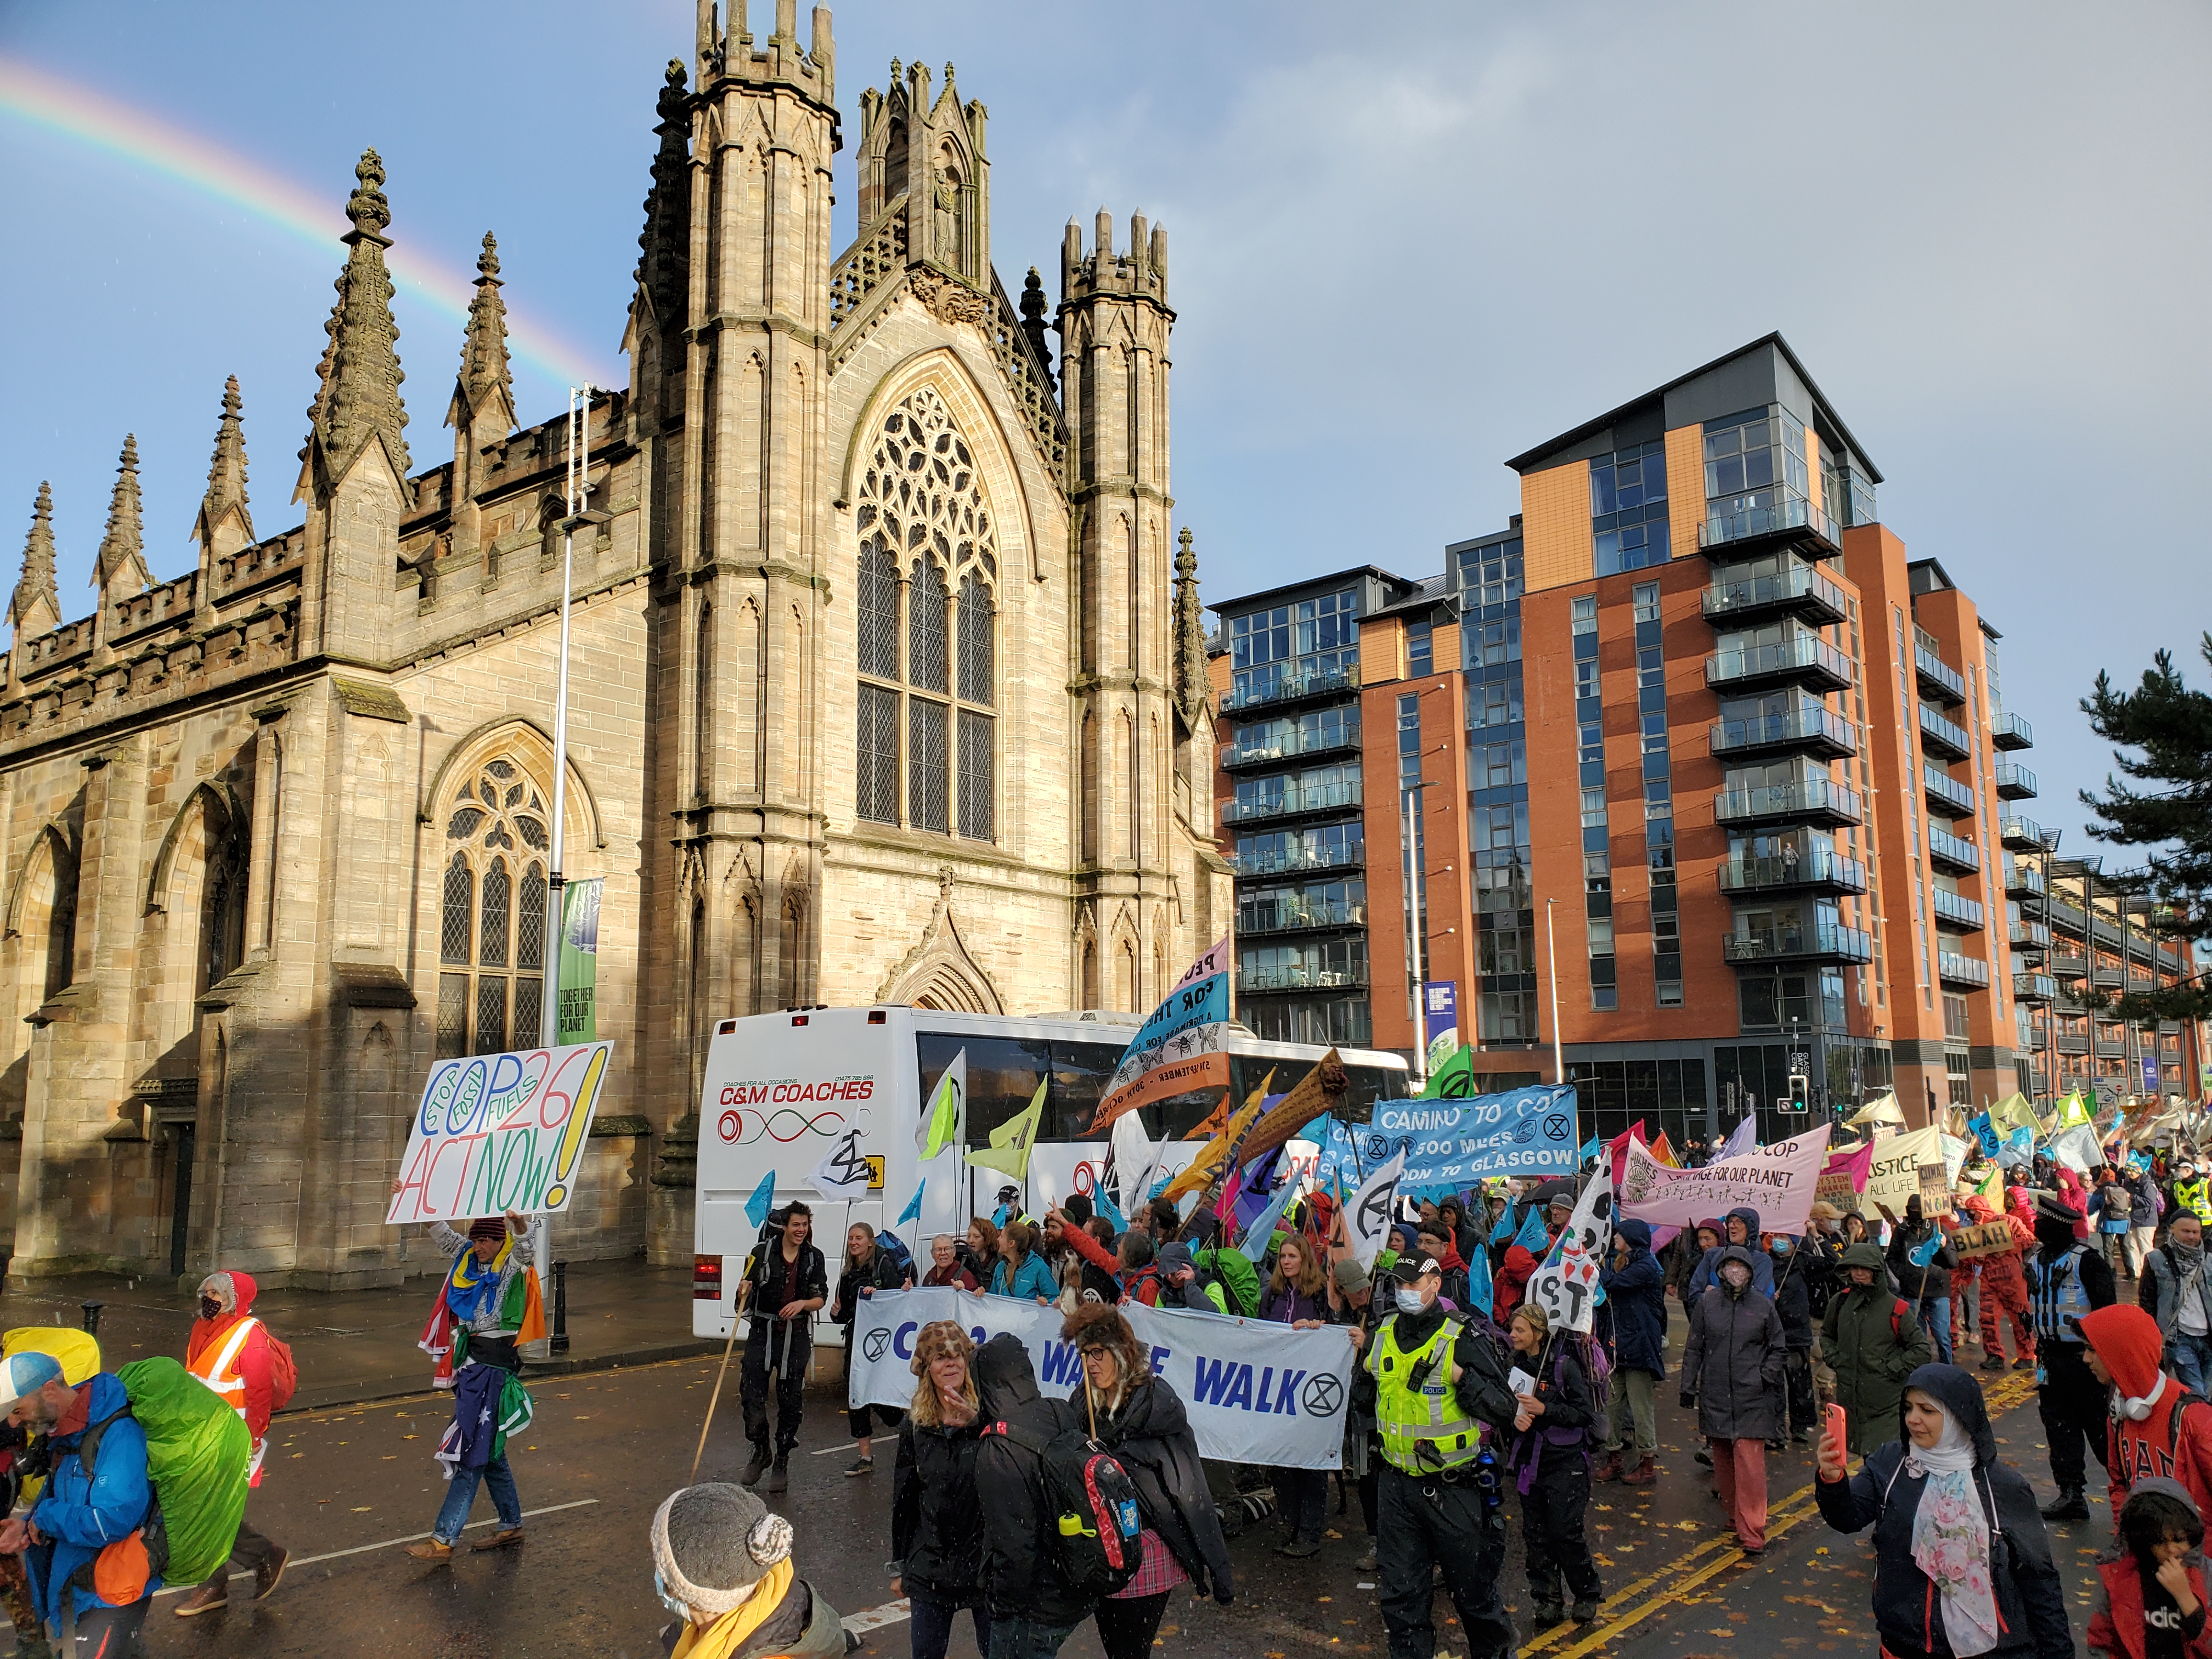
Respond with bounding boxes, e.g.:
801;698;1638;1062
1519;1373;2038;1657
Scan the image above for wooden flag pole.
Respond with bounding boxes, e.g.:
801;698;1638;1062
692;1280;750;1484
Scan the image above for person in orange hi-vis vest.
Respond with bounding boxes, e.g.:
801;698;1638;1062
171;1271;290;1617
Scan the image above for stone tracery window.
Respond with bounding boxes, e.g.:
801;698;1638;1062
854;387;997;839
437;756;549;1058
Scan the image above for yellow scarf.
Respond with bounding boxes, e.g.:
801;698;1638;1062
670;1560;797;1659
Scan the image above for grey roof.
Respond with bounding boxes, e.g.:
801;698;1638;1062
1205;564;1421;618
1366;574;1452;621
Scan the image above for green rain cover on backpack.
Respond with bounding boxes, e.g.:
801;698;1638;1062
114;1357;250;1586
1194;1247;1260;1319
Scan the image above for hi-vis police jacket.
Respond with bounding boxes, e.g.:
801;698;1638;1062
1363;1307;1518;1477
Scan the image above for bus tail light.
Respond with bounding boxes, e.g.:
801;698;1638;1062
693;1256;723;1300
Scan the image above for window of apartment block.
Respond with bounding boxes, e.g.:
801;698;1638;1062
1407;619;1433;678
1703;406;1810;532
1591;441;1670;576
1228;586;1359;703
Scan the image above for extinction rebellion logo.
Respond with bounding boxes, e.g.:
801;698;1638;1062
862;1328;894;1362
1301;1373;1345;1418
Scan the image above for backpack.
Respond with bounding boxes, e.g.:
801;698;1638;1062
1556;1333;1612;1446
99;1358;251;1588
873;1229;916;1283
263;1325;299;1413
1195;1248;1260;1319
985;1419;1146;1598
69;1406;170;1601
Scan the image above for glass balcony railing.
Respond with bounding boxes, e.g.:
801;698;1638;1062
1705;634;1854;692
1915;643;1967;706
1937;951;1992;989
1221;663;1359;714
2005;859;2045;898
1699;492;1841;552
1227;843;1363;877
2010;920;2053;951
1709;704;1857;759
2000;815;2049;851
1714;779;1864;826
1995;763;2038;799
1701;562;1848;625
1992;711;2034;751
1917;703;1972;761
2015;972;2057;1003
1717;845;1869;895
1219;782;1363;825
1923;763;1977;817
1221;725;1361;769
1237;900;1367;936
1930;889;1985;931
1926;827;1982;873
2049;952;2088;978
1237;964;1371;993
1722;923;1874;964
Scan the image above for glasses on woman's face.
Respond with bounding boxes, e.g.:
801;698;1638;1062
1080;1347;1116;1376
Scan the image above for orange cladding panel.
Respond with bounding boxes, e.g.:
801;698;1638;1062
1664;425;1704;567
1520;462;1592;595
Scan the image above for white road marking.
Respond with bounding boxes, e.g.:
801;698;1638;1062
151;1498;603;1594
842;1598;911;1634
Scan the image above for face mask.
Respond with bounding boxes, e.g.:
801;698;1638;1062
1394;1286;1427;1315
1771;1240;1792;1257
654;1570;690;1621
199;1297;223;1322
1721;1266;1752;1290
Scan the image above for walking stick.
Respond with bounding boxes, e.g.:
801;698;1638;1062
692;1280;749;1485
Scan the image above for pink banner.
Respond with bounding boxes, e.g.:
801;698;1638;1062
1816;1142;1875;1207
1617;1125;1832;1237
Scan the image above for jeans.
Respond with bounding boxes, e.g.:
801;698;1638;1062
1927;1296;1954;1364
986;1613;1083;1659
910;1592;991;1659
2172;1331;2212;1395
741;1329;810;1456
433;1454;522;1544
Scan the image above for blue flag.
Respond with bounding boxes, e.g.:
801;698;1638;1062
1513;1205;1552;1256
896;1182;925;1226
1578;1137;1602;1163
1239;1177;1300;1263
1489;1203;1519;1247
1970;1114;2000;1160
1093;1183;1128;1233
1909;1228;1943;1268
744;1169;778;1229
1465;1236;1493;1318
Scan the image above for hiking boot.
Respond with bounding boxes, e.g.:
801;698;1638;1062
2013;1356;2038;1372
1980;1354;2007;1372
2039;1486;2089;1521
1622;1455;1658;1486
172;1582;228;1617
1531;1599;1564;1629
1591;1450;1623;1482
740;1444;771;1487
1355;1544;1380;1572
1276;1538;1321;1559
406;1539;454;1561
764;1456;789;1493
470;1529;525;1551
255;1544;290;1600
1693;1446;1713;1468
1571;1599;1601;1624
845;1455;873;1477
1765;1437;1785;1452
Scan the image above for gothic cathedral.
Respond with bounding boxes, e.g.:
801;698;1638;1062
0;2;1228;1286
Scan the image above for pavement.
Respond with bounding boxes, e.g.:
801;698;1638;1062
0;1258;715;1412
100;1319;2115;1659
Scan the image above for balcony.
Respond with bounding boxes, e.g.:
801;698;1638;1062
2000;815;2049;852
1238;900;1367;937
2005;860;2045;898
1227;843;1363;877
1931;889;1986;932
1237;964;1370;994
1723;922;1874;966
1708;704;1858;761
1992;711;2034;751
1219;782;1362;827
1914;634;1967;707
2096;1039;2128;1059
2050;953;2089;979
1717;845;1870;898
2010;919;2053;952
1221;663;1359;715
1706;633;1854;695
1923;764;1978;820
1221;726;1359;770
2094;964;2126;988
2055;1032;2090;1055
1699;492;1842;557
1917;703;1973;762
1937;951;1992;989
1927;827;1982;875
1701;561;1849;628
1713;778;1864;829
2015;973;2058;1004
1995;763;2038;800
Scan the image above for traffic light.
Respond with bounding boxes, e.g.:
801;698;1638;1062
1786;1074;1810;1114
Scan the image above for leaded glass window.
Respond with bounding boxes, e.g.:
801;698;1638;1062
853;387;998;840
438;756;551;1056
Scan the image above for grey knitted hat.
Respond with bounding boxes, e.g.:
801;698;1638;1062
650;1483;794;1618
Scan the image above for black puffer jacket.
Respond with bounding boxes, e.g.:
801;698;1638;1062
1067;1377;1234;1603
1815;1363;2073;1659
1683;1246;1788;1442
890;1409;986;1604
973;1335;1090;1624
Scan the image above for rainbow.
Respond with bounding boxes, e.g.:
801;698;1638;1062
0;54;610;396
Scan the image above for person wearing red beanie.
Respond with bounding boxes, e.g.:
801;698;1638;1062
2080;1304;2212;1533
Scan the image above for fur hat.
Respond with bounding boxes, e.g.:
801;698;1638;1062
1060;1302;1150;1384
650;1483;794;1619
909;1320;975;1378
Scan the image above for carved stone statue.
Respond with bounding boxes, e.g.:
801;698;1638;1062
933;166;963;270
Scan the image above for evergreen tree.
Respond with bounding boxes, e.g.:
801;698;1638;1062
2080;633;2212;1023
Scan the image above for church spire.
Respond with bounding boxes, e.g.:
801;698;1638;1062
301;148;411;497
94;435;151;595
194;375;255;562
9;482;60;642
1172;525;1209;726
454;234;513;425
634;60;693;331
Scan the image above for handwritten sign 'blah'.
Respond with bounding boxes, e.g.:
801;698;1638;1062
386;1040;614;1224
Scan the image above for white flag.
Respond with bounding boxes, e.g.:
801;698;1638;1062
810;1127;874;1197
1345;1148;1406;1271
1527;1177;1613;1334
1110;1111;1159;1212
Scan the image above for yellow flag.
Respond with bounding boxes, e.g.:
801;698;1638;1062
966;1076;1047;1180
1162;1082;1271;1203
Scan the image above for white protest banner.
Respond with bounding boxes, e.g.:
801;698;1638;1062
848;1288;1356;1469
1861;1125;1942;1223
1616;1125;1832;1237
1367;1086;1581;1195
387;1040;612;1223
1527;1178;1612;1333
1343;1148;1407;1271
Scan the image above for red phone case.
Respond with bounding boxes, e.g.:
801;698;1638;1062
1825;1403;1847;1446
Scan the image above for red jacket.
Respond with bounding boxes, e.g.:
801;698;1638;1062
185;1269;275;1442
2088;1555;2212;1659
1061;1222;1160;1307
1495;1228;1559;1323
2081;1305;2212;1528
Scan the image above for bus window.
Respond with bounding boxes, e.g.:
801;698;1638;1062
1048;1042;1124;1141
916;1034;1050;1148
1343;1065;1406;1121
1150;1087;1224;1141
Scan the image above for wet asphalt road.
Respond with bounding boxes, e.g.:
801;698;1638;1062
122;1352;2107;1659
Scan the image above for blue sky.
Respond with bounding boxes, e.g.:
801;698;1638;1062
2;1;2207;855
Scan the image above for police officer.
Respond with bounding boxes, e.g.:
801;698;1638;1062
2176;1163;2212;1226
1362;1254;1521;1659
2026;1193;2115;1520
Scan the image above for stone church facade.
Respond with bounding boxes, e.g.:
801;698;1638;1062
0;1;1229;1288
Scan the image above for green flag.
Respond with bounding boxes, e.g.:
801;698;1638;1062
966;1076;1047;1180
556;878;603;1044
1420;1045;1476;1099
921;1049;966;1161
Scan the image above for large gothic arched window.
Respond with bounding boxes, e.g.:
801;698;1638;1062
437;756;549;1058
854;387;997;841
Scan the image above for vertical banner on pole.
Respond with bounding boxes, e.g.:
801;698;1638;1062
1423;982;1459;1074
556;878;603;1045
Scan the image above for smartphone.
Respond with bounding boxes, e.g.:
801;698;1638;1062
1825;1402;1847;1450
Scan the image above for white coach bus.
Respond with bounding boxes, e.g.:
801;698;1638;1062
691;1005;1409;1338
